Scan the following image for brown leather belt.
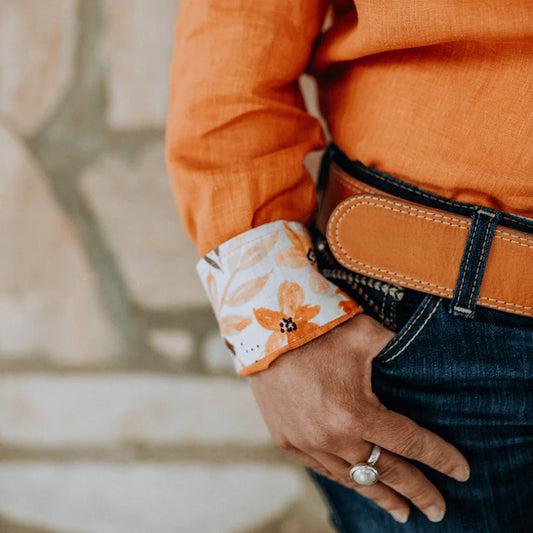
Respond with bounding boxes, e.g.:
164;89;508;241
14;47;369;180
316;159;533;318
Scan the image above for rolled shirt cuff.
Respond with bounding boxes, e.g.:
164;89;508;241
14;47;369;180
197;220;363;376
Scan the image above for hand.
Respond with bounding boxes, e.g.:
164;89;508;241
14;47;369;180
248;313;470;524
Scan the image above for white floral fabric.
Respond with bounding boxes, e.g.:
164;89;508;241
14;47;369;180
197;220;363;375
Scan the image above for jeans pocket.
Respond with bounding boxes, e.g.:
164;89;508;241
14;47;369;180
372;294;443;365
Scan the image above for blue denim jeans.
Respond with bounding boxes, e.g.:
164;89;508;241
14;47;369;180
307;145;533;532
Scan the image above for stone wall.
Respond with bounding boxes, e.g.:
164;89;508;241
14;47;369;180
0;1;334;532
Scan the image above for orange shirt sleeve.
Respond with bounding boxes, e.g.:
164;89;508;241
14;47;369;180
166;1;364;376
165;0;329;257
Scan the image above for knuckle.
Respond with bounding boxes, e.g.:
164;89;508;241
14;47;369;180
273;435;293;451
378;460;404;485
429;446;455;472
289;436;311;451
329;420;365;452
360;407;391;439
313;430;335;451
395;429;425;457
360;418;373;438
312;423;345;452
396;430;454;473
347;414;367;437
355;406;376;434
330;410;351;432
406;484;432;505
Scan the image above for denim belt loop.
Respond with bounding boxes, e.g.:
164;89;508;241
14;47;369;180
449;207;501;319
317;144;335;195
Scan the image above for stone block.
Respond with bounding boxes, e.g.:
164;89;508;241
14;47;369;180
0;0;77;134
148;328;194;363
0;124;121;364
102;0;180;129
80;142;208;308
0;462;303;533
0;375;270;448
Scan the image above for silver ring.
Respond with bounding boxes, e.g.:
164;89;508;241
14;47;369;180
349;444;381;486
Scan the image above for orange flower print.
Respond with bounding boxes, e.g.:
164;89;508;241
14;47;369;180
254;281;320;353
336;288;362;314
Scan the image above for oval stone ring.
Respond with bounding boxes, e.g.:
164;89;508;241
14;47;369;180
349;444;381;486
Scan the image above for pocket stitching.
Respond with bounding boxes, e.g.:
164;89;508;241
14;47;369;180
381;298;442;363
377;295;433;359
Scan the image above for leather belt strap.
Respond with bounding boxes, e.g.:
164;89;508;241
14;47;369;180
316;161;533;318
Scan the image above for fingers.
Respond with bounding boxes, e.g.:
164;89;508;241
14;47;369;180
367;409;470;482
276;403;469;525
342;447;447;523
312;451;411;524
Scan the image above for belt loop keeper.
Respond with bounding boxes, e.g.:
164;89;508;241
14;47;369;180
449;207;501;319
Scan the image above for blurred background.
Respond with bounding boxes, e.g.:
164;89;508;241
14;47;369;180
0;1;333;532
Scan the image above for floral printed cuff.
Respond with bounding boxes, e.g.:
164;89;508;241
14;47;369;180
196;220;363;376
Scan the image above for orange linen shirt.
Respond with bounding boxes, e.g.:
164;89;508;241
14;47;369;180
166;0;533;258
166;1;533;376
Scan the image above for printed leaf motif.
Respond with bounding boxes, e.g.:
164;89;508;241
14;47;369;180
238;234;278;270
204;255;221;271
226;235;244;272
219;315;252;336
275;248;310;268
227;249;241;273
206;272;218;309
283;221;311;249
226;274;269;306
309;268;329;293
253;307;281;329
275;223;313;268
266;332;286;353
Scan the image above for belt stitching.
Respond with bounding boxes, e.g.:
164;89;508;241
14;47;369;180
327;198;533;313
479;296;533;310
334;162;533;232
333;198;471;230
352;162;533;230
328;202;456;292
333;173;533;248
